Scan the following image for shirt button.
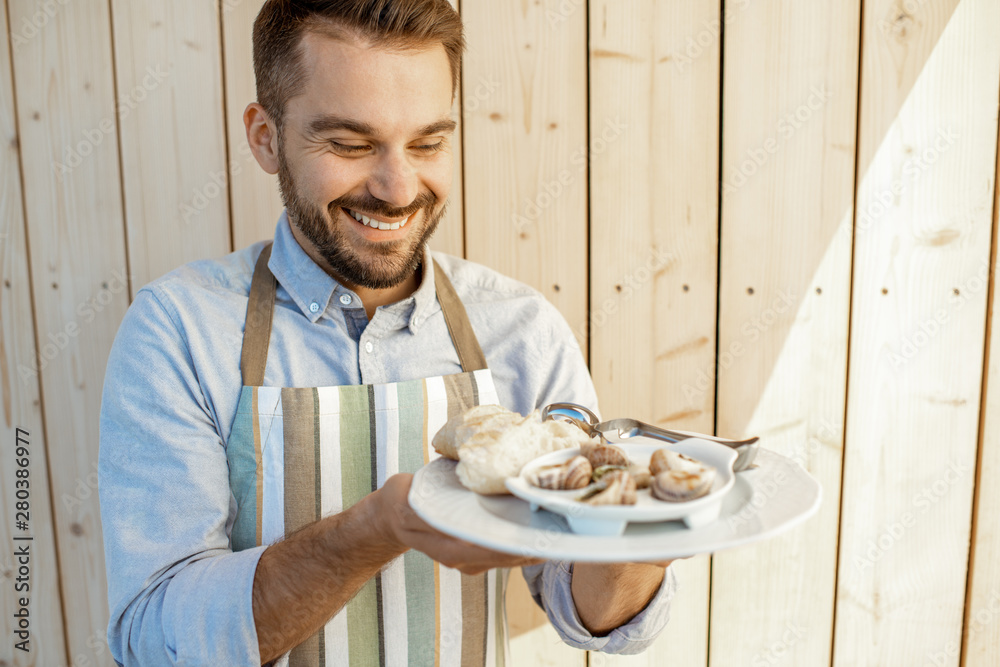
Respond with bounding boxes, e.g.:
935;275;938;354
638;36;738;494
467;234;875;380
309;302;320;313
365;341;374;354
340;294;353;306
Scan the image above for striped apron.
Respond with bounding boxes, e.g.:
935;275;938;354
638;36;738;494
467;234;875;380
227;242;508;667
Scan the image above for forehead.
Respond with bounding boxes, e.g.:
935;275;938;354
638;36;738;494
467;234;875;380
287;30;454;136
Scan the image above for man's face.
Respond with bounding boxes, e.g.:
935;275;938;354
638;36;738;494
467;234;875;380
276;32;455;289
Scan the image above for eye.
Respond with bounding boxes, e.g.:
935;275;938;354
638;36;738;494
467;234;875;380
330;141;370;154
411;142;444;154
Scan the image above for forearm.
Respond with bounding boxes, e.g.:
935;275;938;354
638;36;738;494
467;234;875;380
253;491;404;663
570;562;668;636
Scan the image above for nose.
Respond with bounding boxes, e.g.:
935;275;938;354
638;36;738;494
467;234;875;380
367;149;419;209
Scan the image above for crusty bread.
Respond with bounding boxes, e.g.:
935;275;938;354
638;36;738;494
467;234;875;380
432;404;519;460
453;410;594;495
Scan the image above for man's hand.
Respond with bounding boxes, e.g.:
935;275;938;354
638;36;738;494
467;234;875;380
570;559;682;636
376;473;544;575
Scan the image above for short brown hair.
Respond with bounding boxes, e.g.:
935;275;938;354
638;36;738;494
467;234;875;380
253;0;464;132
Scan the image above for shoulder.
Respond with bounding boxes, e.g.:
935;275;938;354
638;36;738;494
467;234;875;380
430;251;564;326
135;241;269;316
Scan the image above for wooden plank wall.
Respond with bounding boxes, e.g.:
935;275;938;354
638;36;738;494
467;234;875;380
2;1;999;666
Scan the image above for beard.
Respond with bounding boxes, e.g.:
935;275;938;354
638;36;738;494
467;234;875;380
277;141;445;290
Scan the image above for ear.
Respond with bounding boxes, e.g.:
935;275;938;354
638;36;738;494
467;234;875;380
244;103;280;175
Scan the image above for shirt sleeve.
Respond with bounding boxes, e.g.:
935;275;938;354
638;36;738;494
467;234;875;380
521;562;678;654
99;287;264;667
522;298;676;652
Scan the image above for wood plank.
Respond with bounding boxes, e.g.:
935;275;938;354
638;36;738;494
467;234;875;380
7;0;129;663
833;0;1000;664
460;1;587;664
963;118;1000;667
223;0;284;249
963;103;1000;667
223;0;466;257
461;0;588;341
111;0;232;291
586;0;721;664
0;0;69;663
710;0;860;664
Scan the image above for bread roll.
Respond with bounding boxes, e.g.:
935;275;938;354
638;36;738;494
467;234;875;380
432;404;519;460
454;410;594;495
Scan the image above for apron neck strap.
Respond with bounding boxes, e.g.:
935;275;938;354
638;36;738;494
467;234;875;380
240;242;278;388
431;257;489;373
240;242;488;386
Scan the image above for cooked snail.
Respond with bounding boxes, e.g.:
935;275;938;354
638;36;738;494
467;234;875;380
650;467;716;502
580;469;637;505
649;449;706;476
581;441;630;468
527;455;593;490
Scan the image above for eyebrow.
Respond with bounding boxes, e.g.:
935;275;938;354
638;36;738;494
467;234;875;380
305;115;457;139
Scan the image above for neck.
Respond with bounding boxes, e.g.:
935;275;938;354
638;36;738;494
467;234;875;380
288;222;422;320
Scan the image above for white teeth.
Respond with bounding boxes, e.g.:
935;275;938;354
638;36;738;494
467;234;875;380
348;208;410;231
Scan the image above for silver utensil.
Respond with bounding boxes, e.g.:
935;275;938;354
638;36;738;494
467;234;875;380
541;402;759;472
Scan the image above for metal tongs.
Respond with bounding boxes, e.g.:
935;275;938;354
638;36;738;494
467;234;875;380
541;402;759;472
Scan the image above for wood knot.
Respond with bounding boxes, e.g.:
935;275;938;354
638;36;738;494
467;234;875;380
70;522;84;536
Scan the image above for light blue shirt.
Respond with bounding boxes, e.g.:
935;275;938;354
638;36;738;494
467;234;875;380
98;210;677;666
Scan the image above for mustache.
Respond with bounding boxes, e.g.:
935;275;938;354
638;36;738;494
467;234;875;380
330;191;437;219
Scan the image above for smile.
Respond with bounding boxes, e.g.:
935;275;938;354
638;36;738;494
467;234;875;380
344;207;412;231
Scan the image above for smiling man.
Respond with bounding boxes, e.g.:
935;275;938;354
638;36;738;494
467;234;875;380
98;1;676;666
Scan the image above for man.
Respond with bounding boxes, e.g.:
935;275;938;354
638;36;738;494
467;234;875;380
99;1;676;665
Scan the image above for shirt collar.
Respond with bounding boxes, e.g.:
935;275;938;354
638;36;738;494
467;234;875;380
268;209;440;330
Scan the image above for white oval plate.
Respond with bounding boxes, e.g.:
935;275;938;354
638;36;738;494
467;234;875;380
505;439;738;535
409;437;822;562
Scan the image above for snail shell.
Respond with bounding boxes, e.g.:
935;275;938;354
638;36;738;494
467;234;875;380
562;455;594;489
649;449;706;476
581;441;630;468
582;469;637;505
527;464;566;490
527;455;593;490
628;464;652;489
650;467;716;502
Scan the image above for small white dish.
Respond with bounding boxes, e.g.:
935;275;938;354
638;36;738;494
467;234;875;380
505;439;738;536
